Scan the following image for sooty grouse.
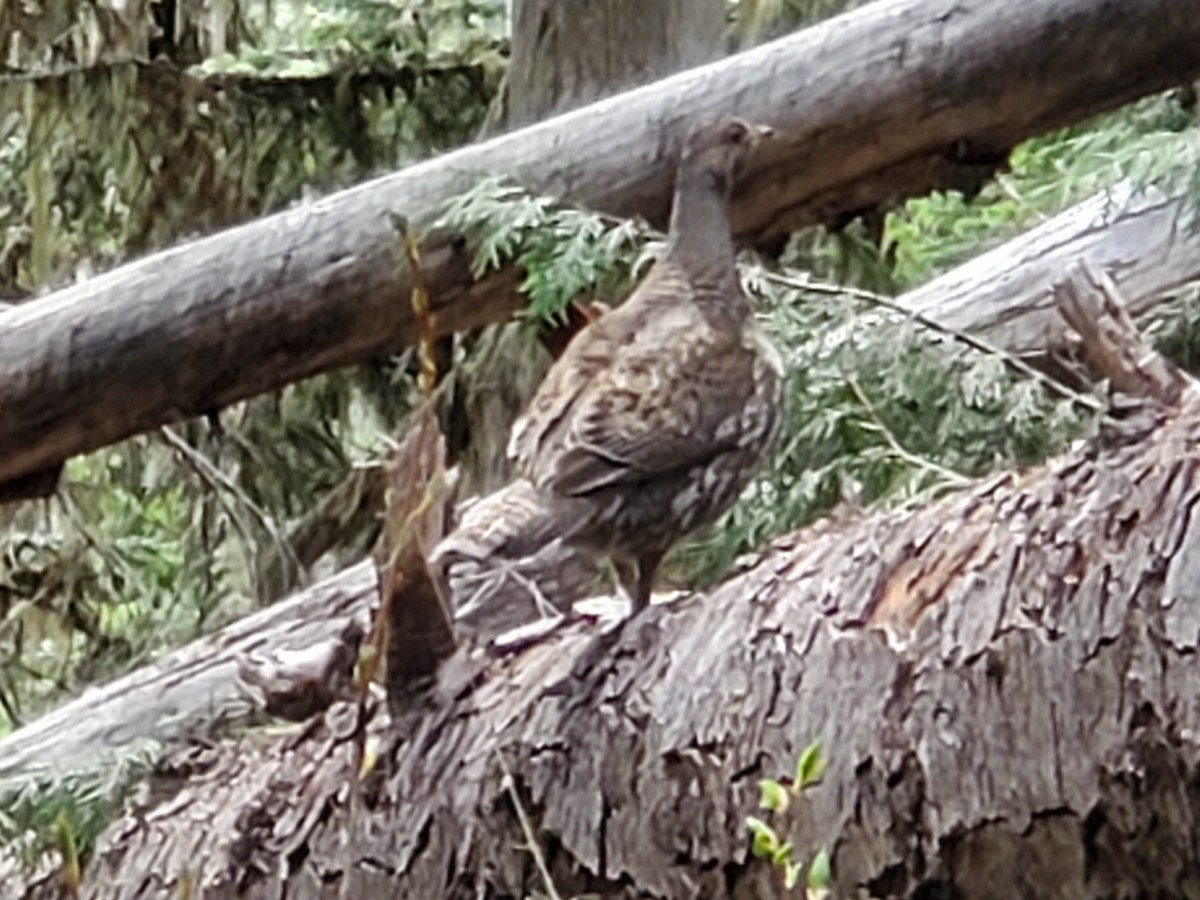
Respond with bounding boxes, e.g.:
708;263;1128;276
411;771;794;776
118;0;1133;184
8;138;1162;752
435;117;784;614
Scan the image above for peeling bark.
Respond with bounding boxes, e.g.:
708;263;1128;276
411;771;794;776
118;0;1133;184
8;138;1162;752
3;0;1200;495
11;269;1200;900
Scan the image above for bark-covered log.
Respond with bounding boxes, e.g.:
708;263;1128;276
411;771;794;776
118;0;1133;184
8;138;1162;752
15;270;1200;900
2;173;1197;793
3;0;1199;495
0;562;377;783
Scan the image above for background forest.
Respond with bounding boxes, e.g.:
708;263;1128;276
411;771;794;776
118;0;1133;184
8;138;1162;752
2;0;1200;869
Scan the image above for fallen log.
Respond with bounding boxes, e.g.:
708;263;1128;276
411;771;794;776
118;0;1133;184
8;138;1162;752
900;182;1200;354
14;262;1200;899
2;0;1199;495
0;562;376;783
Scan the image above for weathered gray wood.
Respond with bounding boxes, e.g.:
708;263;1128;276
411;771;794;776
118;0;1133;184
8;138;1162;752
0;561;376;784
3;0;1199;494
901;183;1200;354
17;276;1200;899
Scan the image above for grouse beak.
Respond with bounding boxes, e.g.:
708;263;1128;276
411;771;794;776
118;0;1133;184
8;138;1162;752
746;123;774;148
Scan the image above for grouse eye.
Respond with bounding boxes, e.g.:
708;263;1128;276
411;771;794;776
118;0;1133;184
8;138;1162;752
724;121;750;145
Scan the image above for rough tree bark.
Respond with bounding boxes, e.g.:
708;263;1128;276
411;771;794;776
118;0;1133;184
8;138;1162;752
506;0;724;127
13;264;1200;900
3;178;1199;791
2;0;1199;496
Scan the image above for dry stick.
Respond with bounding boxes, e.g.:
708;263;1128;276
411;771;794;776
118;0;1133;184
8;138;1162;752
0;677;20;731
399;214;440;398
759;270;1104;413
1054;259;1193;406
368;216;450;675
339;217;449;900
0;596;36;642
158;425;304;583
363;214;439;669
54;812;81;900
496;749;565;900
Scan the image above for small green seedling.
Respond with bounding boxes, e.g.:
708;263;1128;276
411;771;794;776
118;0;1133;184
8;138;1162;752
746;740;831;894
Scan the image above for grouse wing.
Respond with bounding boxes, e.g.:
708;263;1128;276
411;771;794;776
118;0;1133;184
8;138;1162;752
510;262;765;497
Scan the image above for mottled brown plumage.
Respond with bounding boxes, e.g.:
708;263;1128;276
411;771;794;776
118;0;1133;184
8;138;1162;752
435;118;783;619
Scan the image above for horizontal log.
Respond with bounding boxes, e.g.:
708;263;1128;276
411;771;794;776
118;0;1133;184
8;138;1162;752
0;562;377;783
900;183;1200;353
2;0;1199;494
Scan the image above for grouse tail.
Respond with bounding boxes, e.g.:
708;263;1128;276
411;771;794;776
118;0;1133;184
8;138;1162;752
430;480;598;638
432;479;571;564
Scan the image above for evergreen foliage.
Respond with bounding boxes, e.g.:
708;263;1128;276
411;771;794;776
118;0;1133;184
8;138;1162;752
0;0;506;738
0;748;157;874
886;93;1200;287
436;176;648;320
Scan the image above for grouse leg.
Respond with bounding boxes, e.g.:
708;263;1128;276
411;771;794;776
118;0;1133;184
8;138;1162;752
630;549;665;613
609;554;639;607
609;552;660;613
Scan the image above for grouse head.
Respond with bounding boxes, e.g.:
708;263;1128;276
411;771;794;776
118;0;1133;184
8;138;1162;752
677;117;773;196
666;117;772;289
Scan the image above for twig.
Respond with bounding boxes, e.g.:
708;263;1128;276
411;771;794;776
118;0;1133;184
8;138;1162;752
158;425;305;581
758;269;1103;413
846;377;973;489
453;557;560;622
496;749;565;900
55;488;155;606
393;214;439;398
993;174;1048;223
0;674;22;730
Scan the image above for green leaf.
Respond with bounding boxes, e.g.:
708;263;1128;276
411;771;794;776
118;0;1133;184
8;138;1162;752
808;849;832;890
785;860;803;890
759;777;791;812
745;816;779;858
795;741;826;789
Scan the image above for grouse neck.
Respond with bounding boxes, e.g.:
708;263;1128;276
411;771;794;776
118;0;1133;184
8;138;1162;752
665;168;738;290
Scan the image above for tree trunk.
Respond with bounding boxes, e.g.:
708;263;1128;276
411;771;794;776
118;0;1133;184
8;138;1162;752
507;0;724;127
2;0;1198;497
13;268;1200;900
899;182;1200;354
